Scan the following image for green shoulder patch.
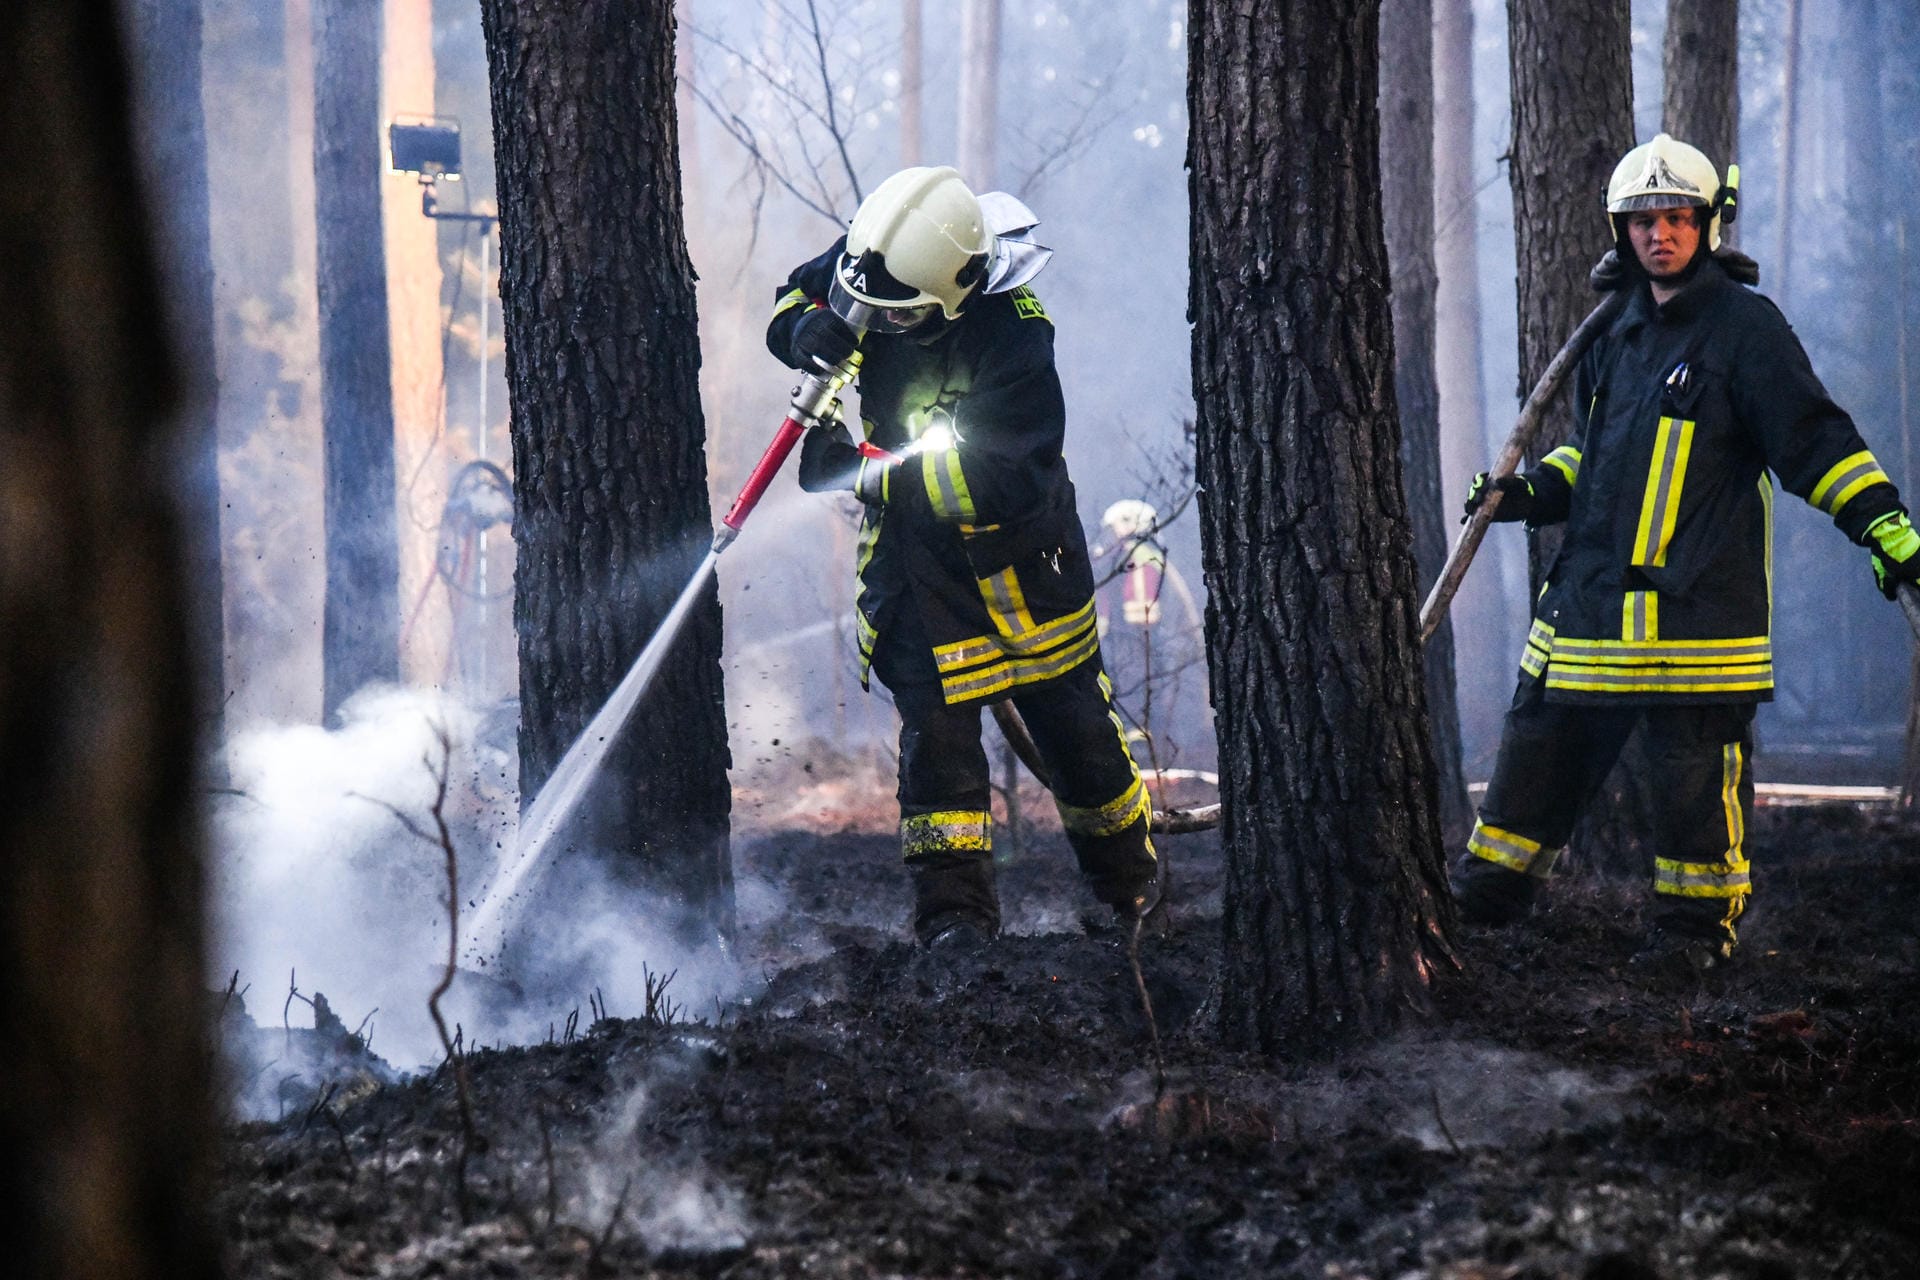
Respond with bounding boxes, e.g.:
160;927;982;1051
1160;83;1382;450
1010;286;1050;322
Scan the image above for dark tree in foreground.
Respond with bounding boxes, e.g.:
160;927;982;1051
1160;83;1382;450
1508;0;1648;874
314;0;400;720
0;5;219;1275
1380;0;1471;847
481;0;732;937
1661;0;1738;185
1188;0;1457;1057
126;0;224;760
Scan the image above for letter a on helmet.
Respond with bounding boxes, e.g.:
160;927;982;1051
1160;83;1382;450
830;166;993;334
1605;133;1736;250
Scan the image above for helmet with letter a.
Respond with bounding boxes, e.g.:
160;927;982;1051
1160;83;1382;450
1603;133;1739;253
828;166;994;336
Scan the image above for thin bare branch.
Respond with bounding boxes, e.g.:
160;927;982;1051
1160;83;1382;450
804;0;863;205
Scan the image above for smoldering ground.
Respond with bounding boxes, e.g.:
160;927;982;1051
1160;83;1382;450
218;803;1920;1277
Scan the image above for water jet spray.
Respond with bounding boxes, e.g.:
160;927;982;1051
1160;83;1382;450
466;343;880;966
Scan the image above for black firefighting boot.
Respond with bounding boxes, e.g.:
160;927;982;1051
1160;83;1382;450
1449;851;1539;926
908;850;1001;949
1635;893;1743;975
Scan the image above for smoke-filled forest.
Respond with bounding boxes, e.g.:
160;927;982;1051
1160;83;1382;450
3;0;1918;1276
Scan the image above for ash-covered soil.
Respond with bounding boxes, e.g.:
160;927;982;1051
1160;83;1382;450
217;804;1920;1278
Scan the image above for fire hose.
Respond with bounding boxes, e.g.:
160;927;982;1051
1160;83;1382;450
1419;290;1629;643
1418;290;1920;646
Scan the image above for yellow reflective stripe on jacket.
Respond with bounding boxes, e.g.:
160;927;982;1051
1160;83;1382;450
936;616;1100;704
1542;445;1582;486
1545;635;1770;666
977;567;1039;637
1058;774;1149;838
921;448;977;521
772;287;810;320
901;809;992;858
933;599;1096;674
1543;663;1773;695
1809;450;1893;517
1761;474;1775;630
1631;416;1696;566
1621;590;1658;642
1467;821;1548;874
1519;618;1555;678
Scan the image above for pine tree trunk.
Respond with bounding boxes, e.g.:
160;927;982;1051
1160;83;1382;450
1189;0;1457;1058
125;0;225;764
1380;0;1471;847
1507;0;1647;876
1661;0;1739;192
1432;0;1511;787
1774;0;1802;306
956;0;1000;187
900;0;923;167
0;5;220;1274
480;0;733;940
314;0;401;718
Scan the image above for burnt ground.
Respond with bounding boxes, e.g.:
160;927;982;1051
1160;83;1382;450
217;803;1920;1279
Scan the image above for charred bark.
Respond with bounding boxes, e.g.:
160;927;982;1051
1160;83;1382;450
1381;0;1471;847
0;5;220;1276
1188;0;1457;1058
1661;0;1739;186
314;0;401;718
480;0;733;938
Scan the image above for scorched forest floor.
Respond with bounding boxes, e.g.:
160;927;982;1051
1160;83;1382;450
217;801;1920;1278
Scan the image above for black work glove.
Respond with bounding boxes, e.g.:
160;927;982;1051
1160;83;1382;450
797;418;859;493
1462;472;1533;524
792;305;859;372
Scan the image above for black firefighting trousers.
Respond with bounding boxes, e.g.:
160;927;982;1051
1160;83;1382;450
1465;674;1756;947
872;610;1158;943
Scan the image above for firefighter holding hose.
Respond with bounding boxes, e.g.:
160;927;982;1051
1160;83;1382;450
767;166;1161;950
1451;135;1920;972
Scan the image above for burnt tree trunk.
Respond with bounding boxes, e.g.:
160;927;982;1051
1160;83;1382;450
0;5;220;1276
1189;0;1457;1057
480;0;733;939
125;0;224;762
314;0;400;719
1381;0;1471;847
1661;0;1738;190
1508;0;1649;876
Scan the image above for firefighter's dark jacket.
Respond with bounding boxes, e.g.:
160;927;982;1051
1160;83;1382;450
767;237;1099;706
1516;255;1903;704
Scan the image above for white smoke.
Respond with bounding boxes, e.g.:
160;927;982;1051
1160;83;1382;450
210;685;742;1073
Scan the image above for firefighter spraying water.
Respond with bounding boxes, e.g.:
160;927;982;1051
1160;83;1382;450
467;167;1186;962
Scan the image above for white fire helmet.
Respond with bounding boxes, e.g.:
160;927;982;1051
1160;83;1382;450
1604;133;1739;251
829;166;993;335
1102;499;1159;541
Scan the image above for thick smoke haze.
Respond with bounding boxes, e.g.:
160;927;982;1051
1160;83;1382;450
133;0;1918;1079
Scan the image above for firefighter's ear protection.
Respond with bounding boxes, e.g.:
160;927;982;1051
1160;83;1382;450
954;253;987;292
1714;164;1740;228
